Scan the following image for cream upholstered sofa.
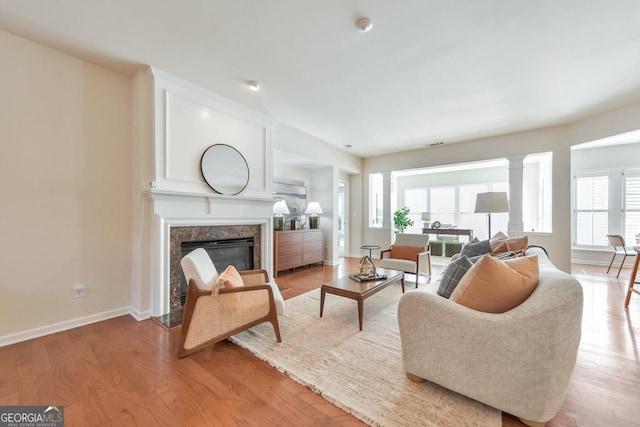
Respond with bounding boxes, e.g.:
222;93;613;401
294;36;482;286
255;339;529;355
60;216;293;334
397;247;583;425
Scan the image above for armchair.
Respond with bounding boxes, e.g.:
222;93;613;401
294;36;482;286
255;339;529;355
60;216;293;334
606;234;637;278
397;247;583;425
178;248;283;358
379;233;431;287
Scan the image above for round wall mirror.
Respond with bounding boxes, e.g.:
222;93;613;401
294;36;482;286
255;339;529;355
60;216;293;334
200;144;250;195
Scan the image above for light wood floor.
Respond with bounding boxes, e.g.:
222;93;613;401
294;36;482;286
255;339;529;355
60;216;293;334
1;259;639;426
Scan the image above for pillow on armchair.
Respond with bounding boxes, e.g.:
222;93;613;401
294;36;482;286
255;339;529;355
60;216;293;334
390;245;425;260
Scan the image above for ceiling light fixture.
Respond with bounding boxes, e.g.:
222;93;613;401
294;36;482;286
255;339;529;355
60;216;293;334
356;17;373;33
245;80;261;91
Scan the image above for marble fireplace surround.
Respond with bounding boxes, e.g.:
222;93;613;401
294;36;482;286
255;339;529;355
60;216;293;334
169;224;262;311
149;191;273;317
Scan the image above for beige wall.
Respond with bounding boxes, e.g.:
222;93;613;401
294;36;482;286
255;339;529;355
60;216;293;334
0;29;132;340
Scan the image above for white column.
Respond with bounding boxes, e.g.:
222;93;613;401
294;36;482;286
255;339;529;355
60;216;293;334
508;155;526;233
382;171;392;230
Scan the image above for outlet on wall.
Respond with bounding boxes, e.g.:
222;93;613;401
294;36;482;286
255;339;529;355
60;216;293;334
73;284;86;298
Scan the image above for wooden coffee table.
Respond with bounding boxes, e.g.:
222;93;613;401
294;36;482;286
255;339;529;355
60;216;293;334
320;268;404;331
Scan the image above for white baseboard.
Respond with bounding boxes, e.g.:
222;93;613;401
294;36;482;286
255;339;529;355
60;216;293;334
571;258;610;266
129;307;152;321
0;306;136;347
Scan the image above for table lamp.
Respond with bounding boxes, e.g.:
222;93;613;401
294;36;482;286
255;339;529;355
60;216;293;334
273;200;289;231
305;202;323;229
474;192;510;237
421;212;431;228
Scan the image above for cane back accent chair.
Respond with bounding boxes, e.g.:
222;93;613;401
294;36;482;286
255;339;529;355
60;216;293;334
178;248;282;358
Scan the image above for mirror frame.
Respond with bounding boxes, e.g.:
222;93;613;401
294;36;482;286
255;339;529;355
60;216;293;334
200;144;250;195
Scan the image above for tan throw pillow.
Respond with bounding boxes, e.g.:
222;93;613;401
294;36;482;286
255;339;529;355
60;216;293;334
390;245;424;261
489;231;509;250
214;265;245;294
491;235;528;255
491;241;509;254
450;255;539;313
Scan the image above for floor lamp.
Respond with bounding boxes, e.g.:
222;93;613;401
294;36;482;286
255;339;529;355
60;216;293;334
474;192;510;238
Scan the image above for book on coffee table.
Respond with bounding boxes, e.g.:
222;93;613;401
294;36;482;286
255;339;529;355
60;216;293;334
348;273;387;282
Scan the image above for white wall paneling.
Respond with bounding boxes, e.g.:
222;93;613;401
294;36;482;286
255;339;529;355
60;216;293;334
151;67;272;199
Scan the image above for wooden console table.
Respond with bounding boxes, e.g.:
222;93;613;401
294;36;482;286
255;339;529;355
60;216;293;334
422;228;474;240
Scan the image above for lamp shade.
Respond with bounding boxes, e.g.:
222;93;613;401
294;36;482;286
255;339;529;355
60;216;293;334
273;200;290;215
421;212;431;221
305;202;323;215
474;192;510;213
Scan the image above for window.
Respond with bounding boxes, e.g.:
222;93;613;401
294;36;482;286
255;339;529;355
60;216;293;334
401;182;508;239
404;188;427;233
369;173;383;228
430;187;456;226
573;173;609;246
623;170;640;245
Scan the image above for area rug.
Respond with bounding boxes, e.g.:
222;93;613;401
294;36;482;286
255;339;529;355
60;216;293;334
230;286;501;427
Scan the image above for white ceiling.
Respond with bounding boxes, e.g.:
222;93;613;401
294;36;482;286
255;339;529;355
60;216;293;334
2;0;640;158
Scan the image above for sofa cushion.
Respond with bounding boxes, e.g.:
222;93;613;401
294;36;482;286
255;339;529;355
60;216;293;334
460;239;491;258
493;250;520;260
491;235;529;254
180;248;219;291
450;255;539;313
489;231;509;249
390;245;424;261
379;258;417;274
437;255;473;299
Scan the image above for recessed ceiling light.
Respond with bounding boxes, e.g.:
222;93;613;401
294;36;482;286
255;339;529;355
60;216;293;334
245;80;261;91
345;144;352;149
356;17;373;33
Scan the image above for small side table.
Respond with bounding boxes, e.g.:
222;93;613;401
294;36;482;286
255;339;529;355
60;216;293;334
361;245;381;259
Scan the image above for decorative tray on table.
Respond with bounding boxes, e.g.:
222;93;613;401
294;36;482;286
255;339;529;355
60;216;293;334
348;273;387;282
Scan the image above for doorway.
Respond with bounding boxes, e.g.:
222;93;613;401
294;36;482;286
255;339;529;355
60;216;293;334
338;181;349;257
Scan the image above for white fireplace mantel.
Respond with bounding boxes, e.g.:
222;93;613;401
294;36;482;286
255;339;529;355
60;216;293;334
146;190;275;317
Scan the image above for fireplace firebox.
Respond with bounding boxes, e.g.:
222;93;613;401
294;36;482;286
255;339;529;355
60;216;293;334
179;237;255;306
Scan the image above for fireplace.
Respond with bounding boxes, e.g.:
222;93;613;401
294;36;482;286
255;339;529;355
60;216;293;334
169;224;262;312
179;236;254;306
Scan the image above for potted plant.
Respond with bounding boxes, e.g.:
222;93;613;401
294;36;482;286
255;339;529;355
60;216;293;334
393;206;414;233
